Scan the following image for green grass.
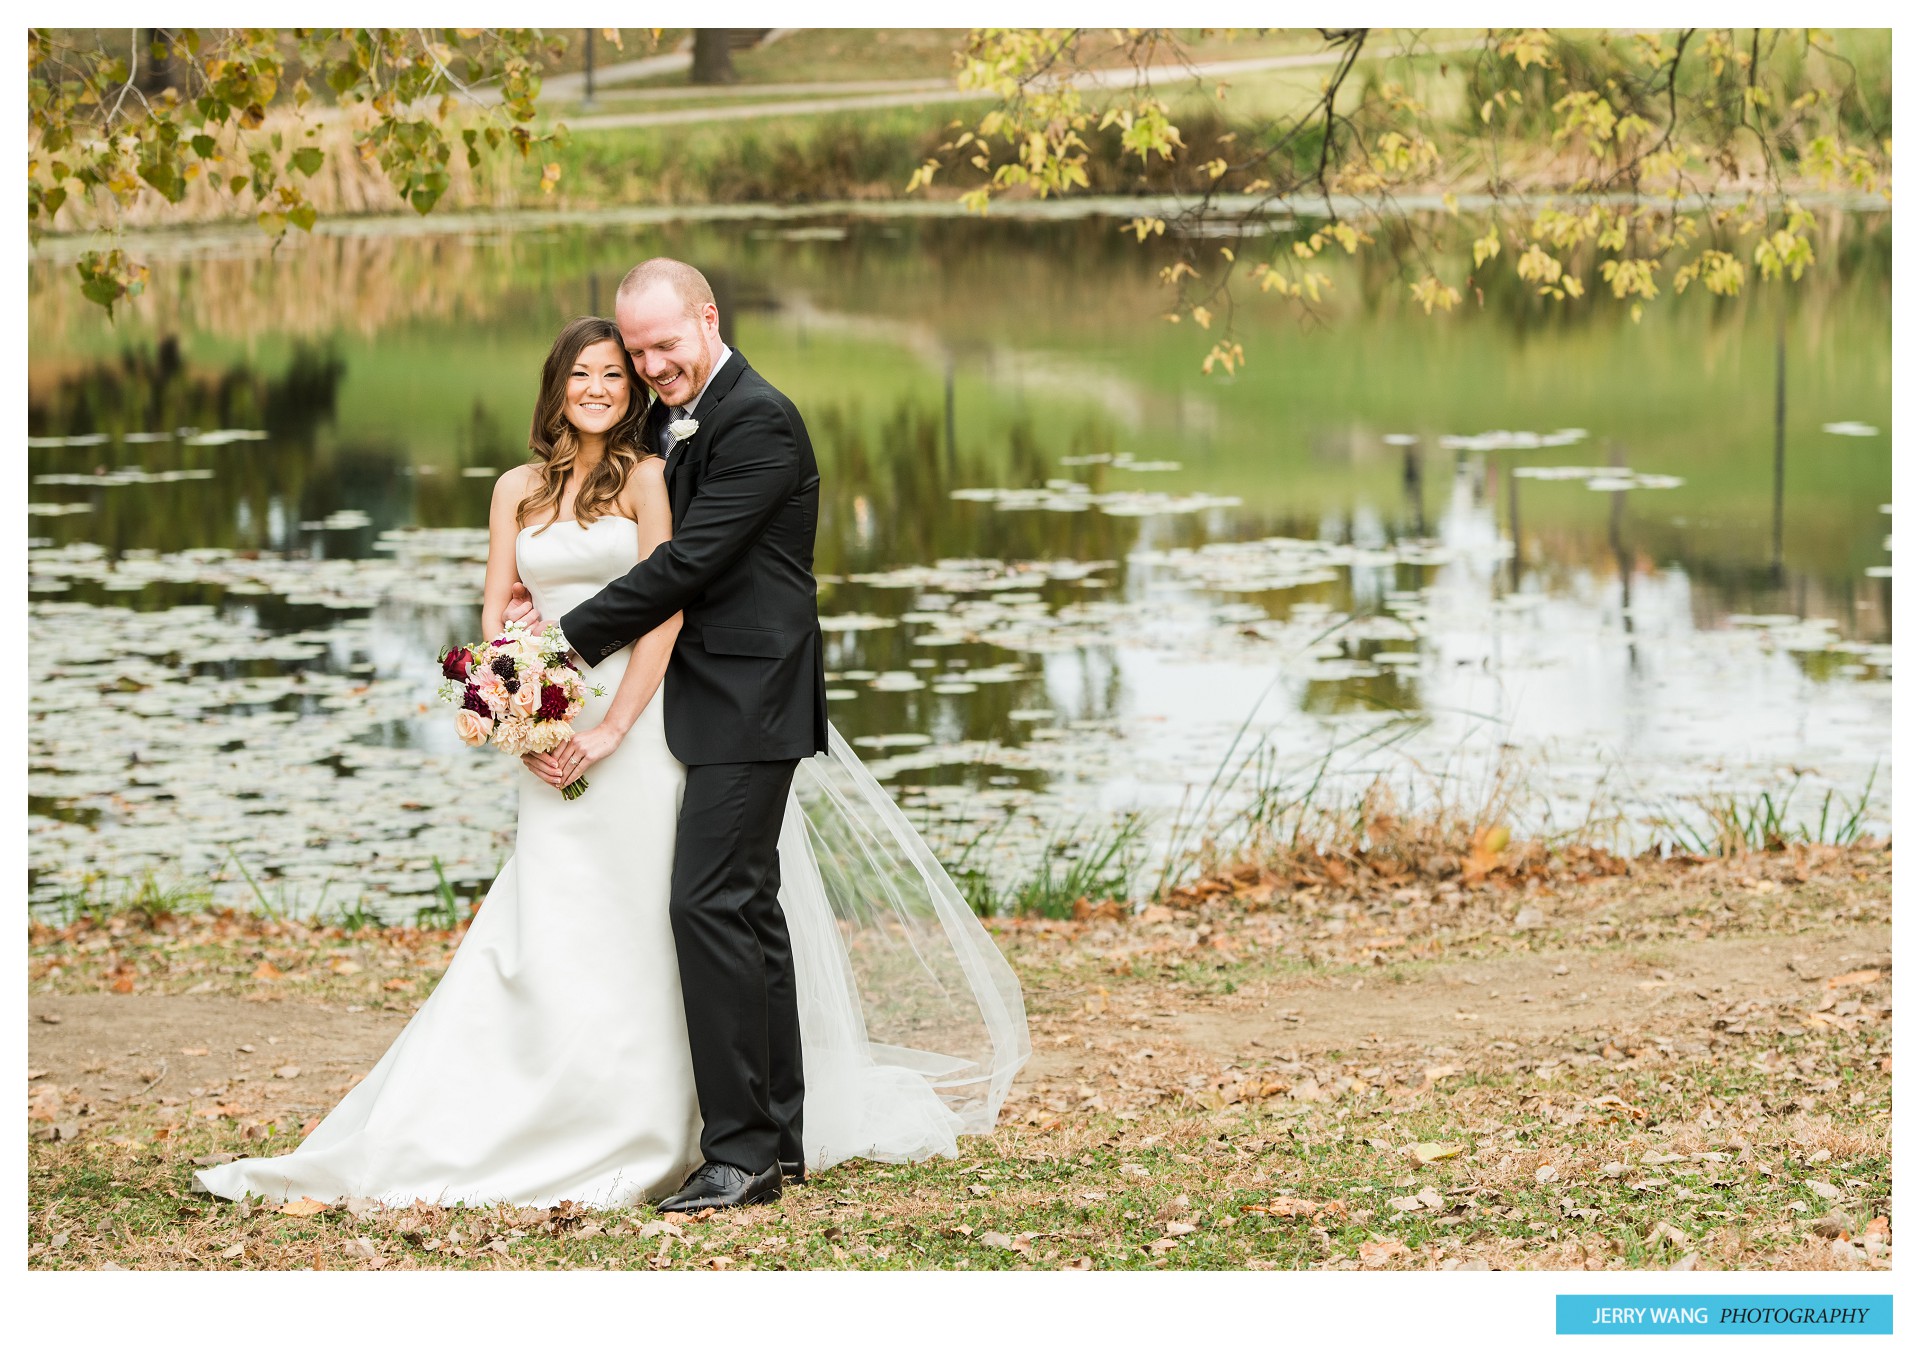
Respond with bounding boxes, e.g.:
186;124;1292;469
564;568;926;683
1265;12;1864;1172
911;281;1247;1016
998;814;1145;919
27;1023;1890;1271
1649;766;1881;856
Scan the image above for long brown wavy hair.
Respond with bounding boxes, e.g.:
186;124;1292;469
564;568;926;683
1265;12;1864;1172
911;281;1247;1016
518;316;654;533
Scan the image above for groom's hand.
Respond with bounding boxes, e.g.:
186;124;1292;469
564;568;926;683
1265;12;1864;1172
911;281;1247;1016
505;583;546;633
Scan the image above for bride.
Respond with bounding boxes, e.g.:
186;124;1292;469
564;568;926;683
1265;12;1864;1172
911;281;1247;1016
197;315;1029;1211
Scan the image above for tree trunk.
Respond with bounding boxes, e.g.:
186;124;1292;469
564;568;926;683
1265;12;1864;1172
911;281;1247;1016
135;29;174;96
690;30;738;85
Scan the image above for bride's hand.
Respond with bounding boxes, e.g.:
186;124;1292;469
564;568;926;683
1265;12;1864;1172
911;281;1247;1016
521;750;566;788
554;722;625;787
505;583;546;633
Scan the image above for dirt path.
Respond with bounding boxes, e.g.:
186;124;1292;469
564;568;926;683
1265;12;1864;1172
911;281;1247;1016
30;924;1890;1122
1174;927;1894;1057
29;996;407;1117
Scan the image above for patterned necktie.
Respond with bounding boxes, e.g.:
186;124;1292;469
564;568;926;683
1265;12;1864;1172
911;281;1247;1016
657;407;679;458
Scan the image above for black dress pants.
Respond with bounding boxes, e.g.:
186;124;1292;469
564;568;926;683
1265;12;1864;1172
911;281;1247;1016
669;758;803;1173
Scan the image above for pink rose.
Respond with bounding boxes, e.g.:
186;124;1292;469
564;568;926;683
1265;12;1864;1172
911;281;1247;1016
455;709;493;747
471;666;509;716
510;682;540;716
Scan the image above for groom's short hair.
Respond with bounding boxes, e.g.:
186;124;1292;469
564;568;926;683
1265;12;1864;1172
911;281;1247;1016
617;258;715;319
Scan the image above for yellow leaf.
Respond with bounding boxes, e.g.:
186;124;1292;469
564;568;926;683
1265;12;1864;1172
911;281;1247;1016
279;1197;330;1217
1413;1141;1464;1163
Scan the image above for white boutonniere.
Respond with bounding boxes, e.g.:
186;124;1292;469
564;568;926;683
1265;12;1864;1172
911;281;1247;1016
668;417;700;445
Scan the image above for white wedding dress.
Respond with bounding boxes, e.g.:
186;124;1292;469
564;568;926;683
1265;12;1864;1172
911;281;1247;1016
198;516;1029;1209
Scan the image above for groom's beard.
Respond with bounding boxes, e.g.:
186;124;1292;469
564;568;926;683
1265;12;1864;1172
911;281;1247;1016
648;361;704;409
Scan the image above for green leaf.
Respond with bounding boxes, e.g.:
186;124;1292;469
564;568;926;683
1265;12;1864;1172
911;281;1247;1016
288;202;317;232
290;147;325;176
190;134;217;159
42;186;66;219
326;60;363;94
258;209;287;237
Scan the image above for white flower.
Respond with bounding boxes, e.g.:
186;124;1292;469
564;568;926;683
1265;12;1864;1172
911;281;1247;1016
668;417;700;445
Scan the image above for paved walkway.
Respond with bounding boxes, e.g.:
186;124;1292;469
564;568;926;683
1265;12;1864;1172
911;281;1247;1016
562;40;1476;132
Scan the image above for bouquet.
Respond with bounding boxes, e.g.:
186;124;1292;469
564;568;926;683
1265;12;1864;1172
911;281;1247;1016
438;622;602;799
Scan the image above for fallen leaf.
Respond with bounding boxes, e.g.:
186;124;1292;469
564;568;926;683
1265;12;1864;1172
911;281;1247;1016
1247;1196;1323;1218
978;1231;1014;1250
253;961;284;981
1412;1141;1463;1164
1387;1195;1422;1212
1646;1220;1688;1248
180;1047;209;1057
1811;1213;1855;1240
1825;969;1883;989
37;1013;62;1024
274;1065;301;1079
1415;1186;1446;1211
1359;1237;1411;1266
1535;1165;1558;1184
220;1242;245;1259
280;1197;330;1217
1806;1180;1843;1201
1164;1221;1197;1237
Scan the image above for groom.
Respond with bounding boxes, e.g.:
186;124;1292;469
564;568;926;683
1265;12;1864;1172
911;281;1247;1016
510;257;827;1211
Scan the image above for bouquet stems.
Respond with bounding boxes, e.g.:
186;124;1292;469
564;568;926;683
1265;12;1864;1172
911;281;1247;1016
561;778;590;802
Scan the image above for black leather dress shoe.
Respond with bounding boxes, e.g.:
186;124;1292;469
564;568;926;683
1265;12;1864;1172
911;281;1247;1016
657;1160;782;1212
780;1159;807;1186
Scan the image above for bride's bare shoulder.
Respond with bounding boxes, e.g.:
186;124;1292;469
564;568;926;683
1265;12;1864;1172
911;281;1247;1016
492;462;541;506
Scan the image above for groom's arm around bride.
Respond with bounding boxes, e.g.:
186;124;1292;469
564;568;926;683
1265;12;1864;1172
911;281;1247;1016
549;263;829;770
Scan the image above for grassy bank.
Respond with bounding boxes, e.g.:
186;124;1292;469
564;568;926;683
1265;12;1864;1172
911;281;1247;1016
28;834;1890;1271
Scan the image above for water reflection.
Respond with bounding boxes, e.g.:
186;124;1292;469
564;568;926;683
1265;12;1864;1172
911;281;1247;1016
26;212;1891;916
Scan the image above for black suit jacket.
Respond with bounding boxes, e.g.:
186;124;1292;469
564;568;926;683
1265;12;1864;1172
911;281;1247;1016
560;352;829;765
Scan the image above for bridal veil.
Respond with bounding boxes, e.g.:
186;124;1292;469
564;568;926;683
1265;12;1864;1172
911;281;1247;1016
780;725;1031;1171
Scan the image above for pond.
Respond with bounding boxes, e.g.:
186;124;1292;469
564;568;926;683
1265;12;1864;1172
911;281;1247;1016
27;205;1893;919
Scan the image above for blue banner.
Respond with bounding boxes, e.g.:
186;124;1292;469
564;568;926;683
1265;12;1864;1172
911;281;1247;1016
1557;1295;1891;1335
